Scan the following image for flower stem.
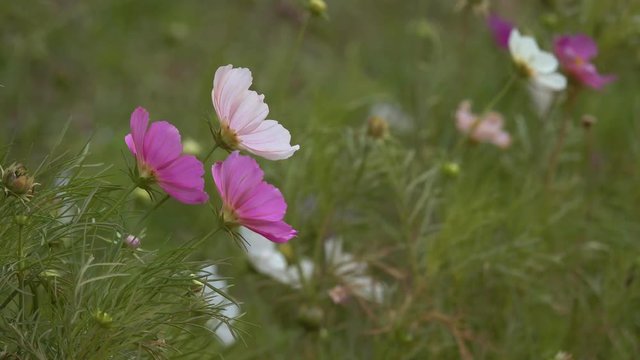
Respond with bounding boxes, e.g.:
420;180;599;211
16;223;25;325
137;194;170;224
483;73;517;114
102;183;137;220
202;143;220;164
546;86;579;187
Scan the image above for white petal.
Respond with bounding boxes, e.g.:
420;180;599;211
238;120;300;160
528;82;555;116
531;51;559;73
508;29;521;57
535;72;567;91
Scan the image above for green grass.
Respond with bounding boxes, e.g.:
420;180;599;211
1;0;640;358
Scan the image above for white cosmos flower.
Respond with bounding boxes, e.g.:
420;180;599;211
508;29;567;91
242;227;386;303
201;265;240;347
212;65;300;161
324;238;386;303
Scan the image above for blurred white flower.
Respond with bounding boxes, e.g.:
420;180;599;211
241;227;312;288
242;227;386;304
509;29;566;91
369;102;413;134
201;265;240;347
324;238;386;303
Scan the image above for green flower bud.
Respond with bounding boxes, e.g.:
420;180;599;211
14;215;29;226
308;0;327;17
441;162;460;178
94;310;113;328
297;304;324;329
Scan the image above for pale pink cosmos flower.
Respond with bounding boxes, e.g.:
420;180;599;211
212;65;300;160
213;151;297;243
125;107;209;204
553;34;616;90
455;101;511;149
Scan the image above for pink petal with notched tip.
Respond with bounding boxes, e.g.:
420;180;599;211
238;120;300;161
241;218;297;244
157;154;209;204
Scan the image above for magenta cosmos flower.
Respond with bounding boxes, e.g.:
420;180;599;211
487;14;514;49
456;100;511;149
125;107;209;204
212;151;296;243
212;65;300;161
553;34;616;90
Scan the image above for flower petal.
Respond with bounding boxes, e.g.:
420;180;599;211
130;107;149;161
212;65;253;126
157;154;209;204
535;72;567;91
238;120;300;161
531;51;559;73
229;90;269;134
212;151;264;207
242;218;297;243
143;121;183;170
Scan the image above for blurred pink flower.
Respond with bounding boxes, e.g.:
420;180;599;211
213;151;297;243
455;100;511;149
487;14;513;49
212;65;300;160
553;34;616;90
125;107;209;204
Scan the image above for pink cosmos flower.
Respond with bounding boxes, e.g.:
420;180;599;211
455;100;511;149
125;107;209;204
553;34;616;90
213;151;296;243
212;65;300;161
487;14;513;49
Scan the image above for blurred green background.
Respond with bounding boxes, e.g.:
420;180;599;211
2;0;640;358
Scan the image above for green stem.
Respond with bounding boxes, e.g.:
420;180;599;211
17;224;24;325
137;194;170;224
545;85;579;187
483;73;517;114
202;143;220;164
102;184;137;220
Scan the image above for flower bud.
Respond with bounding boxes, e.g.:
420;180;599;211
366;116;389;140
190;274;205;294
133;187;152;203
124;235;141;249
14;215;29;226
308;0;327;17
297;304;324;329
182;138;203;156
581;114;596;129
441;162;460;178
94;310;113;328
2;163;38;198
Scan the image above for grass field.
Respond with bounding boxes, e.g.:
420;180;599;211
1;1;640;358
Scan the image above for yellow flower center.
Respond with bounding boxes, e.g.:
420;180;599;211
514;58;534;78
219;124;240;149
221;205;239;227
